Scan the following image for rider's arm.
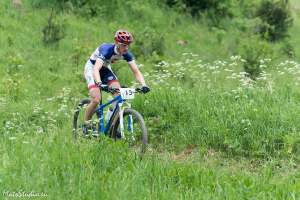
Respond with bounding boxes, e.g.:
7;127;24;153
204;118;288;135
93;58;104;83
128;61;146;86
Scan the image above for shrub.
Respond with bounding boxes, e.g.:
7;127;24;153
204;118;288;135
42;10;66;45
131;27;165;59
280;40;295;58
30;0;124;18
256;0;293;42
163;0;234;25
239;36;273;80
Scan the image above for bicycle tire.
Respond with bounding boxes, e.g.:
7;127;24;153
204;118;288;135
109;108;148;154
72;98;91;139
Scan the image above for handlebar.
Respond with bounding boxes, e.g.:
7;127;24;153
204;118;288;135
99;84;144;94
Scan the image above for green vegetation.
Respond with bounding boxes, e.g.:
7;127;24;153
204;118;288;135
0;0;300;199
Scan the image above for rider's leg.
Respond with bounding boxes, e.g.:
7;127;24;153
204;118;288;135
108;80;122;138
108;80;121;108
108;80;121;93
83;59;101;122
82;87;101;136
85;87;101;121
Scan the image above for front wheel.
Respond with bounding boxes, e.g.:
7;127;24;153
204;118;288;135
110;108;148;154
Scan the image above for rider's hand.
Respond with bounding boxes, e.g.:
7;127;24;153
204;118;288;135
96;81;108;92
141;85;150;94
101;85;109;92
95;81;102;88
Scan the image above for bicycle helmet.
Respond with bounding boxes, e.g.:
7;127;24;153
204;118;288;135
114;30;133;45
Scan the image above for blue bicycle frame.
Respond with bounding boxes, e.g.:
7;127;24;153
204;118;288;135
94;95;130;135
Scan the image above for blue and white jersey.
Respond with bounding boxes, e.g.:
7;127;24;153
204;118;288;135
89;43;134;67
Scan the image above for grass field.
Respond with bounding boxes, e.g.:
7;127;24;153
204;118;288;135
0;0;300;199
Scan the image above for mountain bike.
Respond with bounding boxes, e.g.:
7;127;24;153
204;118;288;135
72;84;148;153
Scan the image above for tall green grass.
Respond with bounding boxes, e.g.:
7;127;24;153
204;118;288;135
131;57;300;158
1;127;299;199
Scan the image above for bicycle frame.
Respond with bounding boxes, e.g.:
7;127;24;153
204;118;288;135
94;94;132;135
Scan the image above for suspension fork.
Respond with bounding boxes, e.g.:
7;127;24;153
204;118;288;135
119;106;125;138
118;102;133;139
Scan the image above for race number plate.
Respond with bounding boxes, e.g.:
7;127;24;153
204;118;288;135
120;88;135;100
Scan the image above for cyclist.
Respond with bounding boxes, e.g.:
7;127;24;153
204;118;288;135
83;29;150;136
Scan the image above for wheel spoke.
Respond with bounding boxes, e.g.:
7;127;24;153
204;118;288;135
110;108;148;154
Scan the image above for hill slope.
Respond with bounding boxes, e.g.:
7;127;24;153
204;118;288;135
0;0;300;199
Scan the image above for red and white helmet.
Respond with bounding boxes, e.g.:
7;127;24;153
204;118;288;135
114;30;133;45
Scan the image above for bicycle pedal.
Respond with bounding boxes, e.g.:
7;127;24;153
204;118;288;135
92;133;100;137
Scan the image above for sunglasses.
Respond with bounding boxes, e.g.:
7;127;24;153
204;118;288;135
118;43;130;48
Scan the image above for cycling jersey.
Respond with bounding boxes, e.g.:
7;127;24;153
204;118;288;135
89;43;134;67
85;43;134;89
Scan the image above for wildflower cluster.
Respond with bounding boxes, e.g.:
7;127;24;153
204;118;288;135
277;60;300;85
0;97;7;108
2;107;59;136
47;87;73;118
1;87;75;137
146;53;275;93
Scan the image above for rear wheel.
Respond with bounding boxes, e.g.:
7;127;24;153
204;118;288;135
73;99;98;139
110;108;148;154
